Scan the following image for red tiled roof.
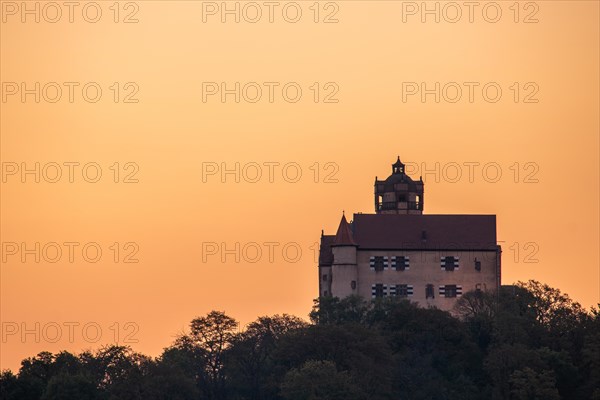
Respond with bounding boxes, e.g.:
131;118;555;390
333;214;357;246
319;213;498;266
352;213;497;250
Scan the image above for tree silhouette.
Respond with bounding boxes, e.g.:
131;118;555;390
1;281;598;400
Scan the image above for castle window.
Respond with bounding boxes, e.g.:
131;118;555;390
439;284;463;298
322;274;328;281
391;256;410;271
370;256;386;272
426;284;435;299
441;256;459;271
351;280;356;290
393;284;413;298
475;259;481;271
372;284;386;298
398;195;406;202
323;290;328;296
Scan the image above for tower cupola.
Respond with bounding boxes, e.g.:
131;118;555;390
374;155;424;214
392;156;405;174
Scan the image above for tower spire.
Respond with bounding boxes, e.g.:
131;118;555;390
333;213;356;246
392;156;405;174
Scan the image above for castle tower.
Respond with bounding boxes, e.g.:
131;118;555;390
374;156;424;214
330;213;358;297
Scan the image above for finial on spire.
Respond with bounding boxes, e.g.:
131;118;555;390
333;212;357;246
392;156;405;174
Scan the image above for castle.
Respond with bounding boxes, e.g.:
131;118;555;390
318;156;501;311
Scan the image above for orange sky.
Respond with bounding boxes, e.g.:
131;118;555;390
1;0;599;372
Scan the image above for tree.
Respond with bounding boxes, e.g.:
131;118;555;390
42;374;99;400
517;281;587;329
51;352;83;377
15;351;56;400
0;283;596;400
509;367;560;400
483;344;579;400
274;322;394;400
175;311;238;400
454;290;497;320
309;296;370;325
369;299;483;399
280;360;364;400
225;314;307;400
454;290;498;351
93;345;152;399
580;305;600;399
145;347;201;400
517;281;589;357
0;370;21;400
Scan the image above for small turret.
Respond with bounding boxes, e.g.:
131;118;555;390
332;213;356;246
330;212;358;297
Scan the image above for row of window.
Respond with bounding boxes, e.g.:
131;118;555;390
371;284;463;299
370;256;410;271
369;256;482;272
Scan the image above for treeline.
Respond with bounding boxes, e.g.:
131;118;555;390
1;280;599;400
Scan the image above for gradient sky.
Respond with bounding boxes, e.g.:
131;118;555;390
1;0;599;372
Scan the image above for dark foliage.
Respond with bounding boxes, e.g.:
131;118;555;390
2;281;598;400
